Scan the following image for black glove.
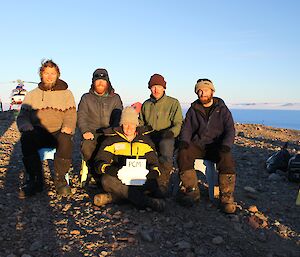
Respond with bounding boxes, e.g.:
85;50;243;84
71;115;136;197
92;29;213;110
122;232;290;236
146;170;160;180
162;130;174;139
178;141;189;150
96;127;104;134
219;145;231;153
104;165;119;177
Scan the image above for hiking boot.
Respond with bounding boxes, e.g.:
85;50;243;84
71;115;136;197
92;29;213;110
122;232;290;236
157;162;173;196
219;173;236;214
54;157;72;197
19;155;44;199
94;193;114;206
177;169;200;207
56;185;72;196
145;197;165;212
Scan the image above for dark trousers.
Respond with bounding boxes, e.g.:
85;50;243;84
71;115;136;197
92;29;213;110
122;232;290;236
177;143;235;174
151;135;175;165
101;174;162;207
20;126;73;159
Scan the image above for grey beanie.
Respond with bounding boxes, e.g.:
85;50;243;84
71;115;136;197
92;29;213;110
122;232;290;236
120;107;139;126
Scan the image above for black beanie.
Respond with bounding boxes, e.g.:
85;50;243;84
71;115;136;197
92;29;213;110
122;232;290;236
92;68;109;83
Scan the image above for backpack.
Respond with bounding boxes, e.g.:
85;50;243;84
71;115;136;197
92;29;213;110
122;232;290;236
266;143;291;173
287;154;300;183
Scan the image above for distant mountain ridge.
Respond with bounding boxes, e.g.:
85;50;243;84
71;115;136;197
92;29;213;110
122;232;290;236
2;101;300;111
180;102;300;110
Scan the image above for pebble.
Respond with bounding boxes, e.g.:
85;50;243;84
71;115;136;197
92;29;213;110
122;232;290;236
212;236;224;245
244;186;257;193
248;205;259;213
175;240;191;250
29;241;42;251
268;173;281;181
139;229;153;242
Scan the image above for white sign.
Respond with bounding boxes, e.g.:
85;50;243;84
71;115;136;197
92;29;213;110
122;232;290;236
126;159;146;169
118;159;148;186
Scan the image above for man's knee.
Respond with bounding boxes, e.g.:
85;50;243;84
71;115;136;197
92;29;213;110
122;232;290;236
56;133;73;158
101;174;128;198
81;139;96;161
101;174;118;192
159;138;175;163
218;151;236;174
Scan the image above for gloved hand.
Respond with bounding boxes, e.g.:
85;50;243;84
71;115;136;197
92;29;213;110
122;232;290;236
146;170;160;180
178;141;189;150
219;145;231;153
20;124;34;132
162;130;174;139
104;165;119;177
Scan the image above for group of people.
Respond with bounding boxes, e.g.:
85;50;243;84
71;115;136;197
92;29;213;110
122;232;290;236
17;59;237;214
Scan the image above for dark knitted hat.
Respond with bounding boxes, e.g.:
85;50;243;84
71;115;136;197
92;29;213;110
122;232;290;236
148;74;166;89
92;68;109;83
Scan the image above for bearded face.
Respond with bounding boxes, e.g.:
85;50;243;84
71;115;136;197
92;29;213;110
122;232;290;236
198;88;214;105
41;67;59;90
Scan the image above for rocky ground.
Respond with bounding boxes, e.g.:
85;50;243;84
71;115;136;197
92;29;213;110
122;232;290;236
0;110;299;257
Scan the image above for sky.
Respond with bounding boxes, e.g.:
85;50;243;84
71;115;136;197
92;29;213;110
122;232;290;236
0;0;299;108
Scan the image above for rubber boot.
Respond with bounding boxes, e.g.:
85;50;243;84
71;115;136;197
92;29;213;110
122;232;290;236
128;187;165;212
19;154;43;199
219;173;236;214
54;157;72;196
94;193;116;206
157;162;173;197
176;169;200;207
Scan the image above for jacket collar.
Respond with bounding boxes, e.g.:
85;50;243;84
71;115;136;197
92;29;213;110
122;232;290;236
150;92;166;103
38;79;68;91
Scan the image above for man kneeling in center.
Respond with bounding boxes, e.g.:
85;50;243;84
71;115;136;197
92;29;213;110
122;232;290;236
93;107;165;212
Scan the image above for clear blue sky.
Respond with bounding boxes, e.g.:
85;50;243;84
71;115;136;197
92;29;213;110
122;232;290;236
0;0;299;106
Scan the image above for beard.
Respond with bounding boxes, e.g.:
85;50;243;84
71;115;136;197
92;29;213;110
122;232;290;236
42;81;57;90
200;94;213;105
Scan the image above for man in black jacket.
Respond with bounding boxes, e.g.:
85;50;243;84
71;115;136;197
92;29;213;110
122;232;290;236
177;79;236;213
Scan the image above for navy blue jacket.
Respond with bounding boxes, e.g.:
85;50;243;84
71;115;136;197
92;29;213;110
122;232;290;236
180;97;235;149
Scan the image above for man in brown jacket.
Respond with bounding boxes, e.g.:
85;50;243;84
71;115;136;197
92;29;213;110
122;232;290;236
17;59;77;198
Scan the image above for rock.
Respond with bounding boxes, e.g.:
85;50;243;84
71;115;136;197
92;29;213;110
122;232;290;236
257;231;267;242
175;240;192;250
70;230;80;235
139;229;153;242
237;131;245;137
212;236;224;245
6;254;17;257
248;205;259;213
244;186;257;193
268;173;281;181
29;241;42;251
233;223;244;233
183;221;194;229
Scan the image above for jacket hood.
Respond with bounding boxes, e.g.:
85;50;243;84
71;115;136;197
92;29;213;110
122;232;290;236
38;79;68;91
